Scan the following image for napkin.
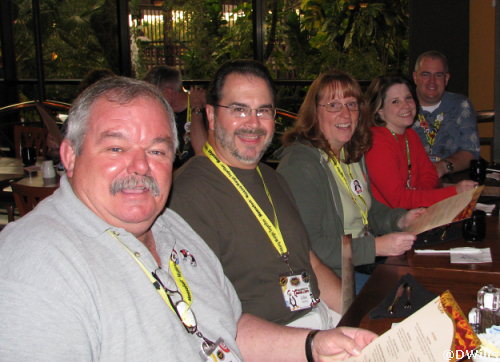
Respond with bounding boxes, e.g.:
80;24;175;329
369;274;437;319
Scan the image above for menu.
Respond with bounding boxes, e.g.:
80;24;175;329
405;186;484;235
347;291;480;362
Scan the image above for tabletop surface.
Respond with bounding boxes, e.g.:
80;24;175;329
338;264;499;335
386;214;500;273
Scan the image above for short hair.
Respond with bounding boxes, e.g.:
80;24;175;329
207;59;276;106
282;69;370;163
366;75;417;127
414;50;449;73
66;76;178;155
143;65;182;91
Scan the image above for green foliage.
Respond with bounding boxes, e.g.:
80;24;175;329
12;0;117;101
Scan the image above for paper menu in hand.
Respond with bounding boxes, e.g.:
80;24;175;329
404;186;484;235
347;290;480;362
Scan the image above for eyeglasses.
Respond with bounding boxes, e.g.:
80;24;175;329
418;71;447;79
152;270;198;334
216;104;276;120
318;101;359;113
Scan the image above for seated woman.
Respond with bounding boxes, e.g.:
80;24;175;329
365;75;476;209
276;70;423;286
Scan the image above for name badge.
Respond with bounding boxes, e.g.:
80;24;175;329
202;338;241;362
350;179;363;195
279;271;317;311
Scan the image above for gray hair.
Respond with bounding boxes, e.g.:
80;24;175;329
414;50;449;73
66;76;178;155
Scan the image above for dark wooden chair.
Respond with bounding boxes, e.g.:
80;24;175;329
13;125;48;159
341;234;355;314
10;182;57;217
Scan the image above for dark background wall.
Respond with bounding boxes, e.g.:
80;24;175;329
409;0;469;96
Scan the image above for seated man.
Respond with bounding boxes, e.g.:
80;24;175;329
412;50;480;177
170;59;345;330
0;76;376;361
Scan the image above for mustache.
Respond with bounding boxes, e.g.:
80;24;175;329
235;128;267;137
110;175;160;197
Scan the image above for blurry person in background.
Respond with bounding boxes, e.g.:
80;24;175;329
143;65;207;168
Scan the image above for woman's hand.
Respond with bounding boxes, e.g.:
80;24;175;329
397;208;426;230
455;180;478;194
375;232;416;256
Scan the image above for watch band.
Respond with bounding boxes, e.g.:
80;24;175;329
191;106;203;115
444;159;454;173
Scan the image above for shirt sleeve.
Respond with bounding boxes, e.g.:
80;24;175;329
456;98;480;157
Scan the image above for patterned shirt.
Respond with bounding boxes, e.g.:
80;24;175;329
412;91;480;161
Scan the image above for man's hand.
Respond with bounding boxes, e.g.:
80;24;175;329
312;327;378;360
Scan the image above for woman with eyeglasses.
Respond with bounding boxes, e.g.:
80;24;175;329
276;70;424;287
365;75;476;209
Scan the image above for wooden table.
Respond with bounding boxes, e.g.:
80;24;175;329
386;215;500;273
0;157;24;188
338;264;498;336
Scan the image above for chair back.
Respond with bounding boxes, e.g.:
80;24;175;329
13;125;48;159
341;233;356;314
10;182;57;217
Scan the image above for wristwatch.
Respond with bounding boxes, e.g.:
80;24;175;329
444;159;454;173
191;106;203;115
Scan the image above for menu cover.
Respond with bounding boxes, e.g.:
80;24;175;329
405;186;484;235
348;290;480;361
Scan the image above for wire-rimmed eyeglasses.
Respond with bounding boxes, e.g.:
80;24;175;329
318;101;359;113
216;104;276;120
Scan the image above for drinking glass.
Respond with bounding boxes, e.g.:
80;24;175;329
462;210;486;242
469;159;487;184
21;146;37;167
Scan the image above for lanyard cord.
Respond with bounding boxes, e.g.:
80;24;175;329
186;93;192;126
389;129;413;189
107;230;223;355
203;142;292;268
107;230;192;310
418;112;443;151
327;149;368;226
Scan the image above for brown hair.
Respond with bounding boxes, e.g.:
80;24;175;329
282;70;371;163
366;75;417;127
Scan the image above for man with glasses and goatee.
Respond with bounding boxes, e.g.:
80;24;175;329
170;60;376;360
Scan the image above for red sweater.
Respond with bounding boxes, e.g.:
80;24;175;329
366;127;456;209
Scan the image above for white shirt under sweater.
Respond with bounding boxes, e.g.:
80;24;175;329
0;176;242;361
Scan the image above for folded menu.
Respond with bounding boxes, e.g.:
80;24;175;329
348;290;480;361
405;186;484;235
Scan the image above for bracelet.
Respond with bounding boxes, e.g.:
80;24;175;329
305;329;320;362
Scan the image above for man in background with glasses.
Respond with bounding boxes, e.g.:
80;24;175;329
412;50;480;177
170;60;376;360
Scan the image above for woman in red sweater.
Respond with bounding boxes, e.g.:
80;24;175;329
365;75;475;209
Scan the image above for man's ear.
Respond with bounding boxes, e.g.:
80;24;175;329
444;72;450;87
206;104;216;131
59;139;76;177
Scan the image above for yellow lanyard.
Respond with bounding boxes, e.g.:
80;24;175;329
186;93;192;126
107;230;192;311
203;142;288;258
389;130;413;189
328;150;368;226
